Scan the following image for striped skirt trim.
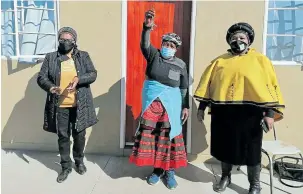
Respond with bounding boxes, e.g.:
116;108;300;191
129;101;187;170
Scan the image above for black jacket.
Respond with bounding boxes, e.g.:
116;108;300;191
37;49;98;133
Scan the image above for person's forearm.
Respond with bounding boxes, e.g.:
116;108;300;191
181;89;189;109
264;108;275;118
198;101;208;111
37;77;55;92
78;72;97;85
37;55;56;92
140;22;152;49
78;53;97;86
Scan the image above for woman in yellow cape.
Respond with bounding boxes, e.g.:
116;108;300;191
194;23;285;194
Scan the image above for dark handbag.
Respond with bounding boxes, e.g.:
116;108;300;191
273;156;303;188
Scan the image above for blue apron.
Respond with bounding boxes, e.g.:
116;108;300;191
136;80;182;140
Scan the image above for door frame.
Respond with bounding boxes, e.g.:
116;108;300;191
120;0;197;154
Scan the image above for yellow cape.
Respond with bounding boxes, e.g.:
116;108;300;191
194;48;285;121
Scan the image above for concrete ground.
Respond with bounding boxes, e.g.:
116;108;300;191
1;149;303;194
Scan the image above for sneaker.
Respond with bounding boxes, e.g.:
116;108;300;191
165;170;178;190
147;173;161;185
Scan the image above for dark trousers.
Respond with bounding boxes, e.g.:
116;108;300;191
57;107;86;169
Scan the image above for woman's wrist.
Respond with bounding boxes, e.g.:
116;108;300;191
264;109;275;118
198;101;208;111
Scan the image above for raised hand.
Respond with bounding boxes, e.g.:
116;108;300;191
144;9;156;29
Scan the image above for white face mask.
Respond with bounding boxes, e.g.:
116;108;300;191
229;40;248;54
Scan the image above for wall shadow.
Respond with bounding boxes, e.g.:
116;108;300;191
85;79;145;179
5;57;42;75
125;105;140;142
188;95;209;161
84;79;122;155
2;149;61;174
1;73;60;174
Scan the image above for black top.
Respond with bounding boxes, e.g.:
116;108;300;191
141;23;189;89
140;23;189;108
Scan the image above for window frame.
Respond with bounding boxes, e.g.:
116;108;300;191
1;0;60;59
262;0;303;65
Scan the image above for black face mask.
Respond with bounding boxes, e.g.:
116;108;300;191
58;40;75;54
229;40;248;54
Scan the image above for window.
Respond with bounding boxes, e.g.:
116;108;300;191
265;0;303;63
1;0;59;61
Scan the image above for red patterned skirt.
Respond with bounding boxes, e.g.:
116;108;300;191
129;100;187;170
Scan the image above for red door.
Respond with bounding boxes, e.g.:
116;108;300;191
125;1;192;143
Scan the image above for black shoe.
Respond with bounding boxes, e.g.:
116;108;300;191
75;163;87;175
214;162;232;192
214;175;231;192
247;164;262;194
57;168;72;183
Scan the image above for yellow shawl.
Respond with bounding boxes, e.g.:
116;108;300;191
194;48;285;121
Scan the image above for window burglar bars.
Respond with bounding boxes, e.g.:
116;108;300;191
266;1;303;63
1;0;59;58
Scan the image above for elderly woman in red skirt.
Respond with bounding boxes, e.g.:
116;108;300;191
129;10;189;190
